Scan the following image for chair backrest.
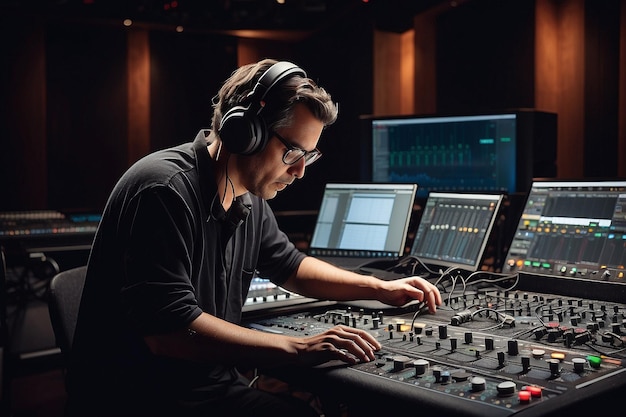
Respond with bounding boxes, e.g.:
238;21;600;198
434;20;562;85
47;266;87;357
1;249;9;412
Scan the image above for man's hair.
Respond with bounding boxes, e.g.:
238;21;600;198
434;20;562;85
211;59;338;135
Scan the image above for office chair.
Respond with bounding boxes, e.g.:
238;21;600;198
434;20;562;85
47;266;87;358
1;248;10;414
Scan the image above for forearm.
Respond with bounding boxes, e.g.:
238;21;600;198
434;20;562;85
284;256;443;311
144;312;305;368
144;309;381;368
282;256;385;301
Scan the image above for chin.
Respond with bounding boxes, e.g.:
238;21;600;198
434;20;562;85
259;188;278;200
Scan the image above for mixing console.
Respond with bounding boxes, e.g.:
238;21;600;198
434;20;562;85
0;210;100;266
243;277;323;313
244;282;626;416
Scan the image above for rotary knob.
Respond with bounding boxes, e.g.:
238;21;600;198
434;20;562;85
497;381;517;396
392;355;412;372
470;376;486;392
572;357;587;373
413;359;429;375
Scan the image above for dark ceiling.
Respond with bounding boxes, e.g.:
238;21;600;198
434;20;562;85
0;0;450;33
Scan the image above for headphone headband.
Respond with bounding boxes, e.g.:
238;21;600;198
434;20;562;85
219;61;307;155
249;61;306;112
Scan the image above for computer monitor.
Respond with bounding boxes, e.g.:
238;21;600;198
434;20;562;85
410;192;503;271
503;179;626;300
360;110;556;198
308;183;417;267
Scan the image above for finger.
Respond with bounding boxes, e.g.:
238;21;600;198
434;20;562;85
327;327;377;361
337;325;381;351
425;285;443;312
335;348;359;364
409;278;442;311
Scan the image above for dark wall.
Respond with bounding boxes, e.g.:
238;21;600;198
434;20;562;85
0;1;623;215
583;1;620;178
0;10;374;214
434;0;622;179
266;7;375;213
436;0;536;113
46;23;128;211
0;16;238;213
148;31;238;151
0;18;47;210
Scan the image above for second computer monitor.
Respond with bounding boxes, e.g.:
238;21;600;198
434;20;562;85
410;192;503;270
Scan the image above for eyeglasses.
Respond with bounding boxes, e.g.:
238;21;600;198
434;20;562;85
272;131;322;167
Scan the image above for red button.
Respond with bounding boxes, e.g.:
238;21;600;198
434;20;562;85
518;390;531;402
527;386;542;398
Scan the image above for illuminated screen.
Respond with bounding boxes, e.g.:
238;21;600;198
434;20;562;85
308;183;417;259
503;180;626;282
410;192;503;270
372;114;515;197
360;111;556;199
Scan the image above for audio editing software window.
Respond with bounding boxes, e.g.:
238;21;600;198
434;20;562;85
410;192;503;270
504;180;626;281
308;183;417;258
371;114;517;198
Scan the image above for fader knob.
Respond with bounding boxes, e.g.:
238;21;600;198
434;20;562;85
497;351;505;367
450;338;457;351
432;367;442;382
439;325;448;339
548;359;561;376
485;338;495;350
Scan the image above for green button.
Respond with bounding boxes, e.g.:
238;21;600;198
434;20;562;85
586;355;601;368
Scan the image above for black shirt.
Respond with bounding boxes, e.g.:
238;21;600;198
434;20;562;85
68;131;305;414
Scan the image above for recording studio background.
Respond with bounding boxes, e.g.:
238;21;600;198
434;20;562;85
1;1;626;416
1;0;625;215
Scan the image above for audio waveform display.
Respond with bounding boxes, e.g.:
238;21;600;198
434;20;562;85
370;114;516;198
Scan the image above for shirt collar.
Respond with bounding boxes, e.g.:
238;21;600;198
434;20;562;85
193;129;252;225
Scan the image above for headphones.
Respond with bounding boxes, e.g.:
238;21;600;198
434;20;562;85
218;61;307;155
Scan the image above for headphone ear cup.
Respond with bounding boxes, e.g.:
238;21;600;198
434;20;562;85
219;106;268;155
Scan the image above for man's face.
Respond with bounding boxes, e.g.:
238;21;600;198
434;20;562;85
237;103;324;200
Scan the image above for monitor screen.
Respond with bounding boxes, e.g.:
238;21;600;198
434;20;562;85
503;180;626;285
360;110;556;198
308;183;417;259
410;192;503;270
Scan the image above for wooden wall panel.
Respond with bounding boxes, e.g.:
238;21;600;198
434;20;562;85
373;30;406;116
535;0;560;113
557;0;586;178
127;29;151;166
413;13;437;115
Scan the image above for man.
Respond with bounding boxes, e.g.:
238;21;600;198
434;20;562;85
68;59;442;416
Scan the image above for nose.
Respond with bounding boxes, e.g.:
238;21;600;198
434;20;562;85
288;157;306;179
